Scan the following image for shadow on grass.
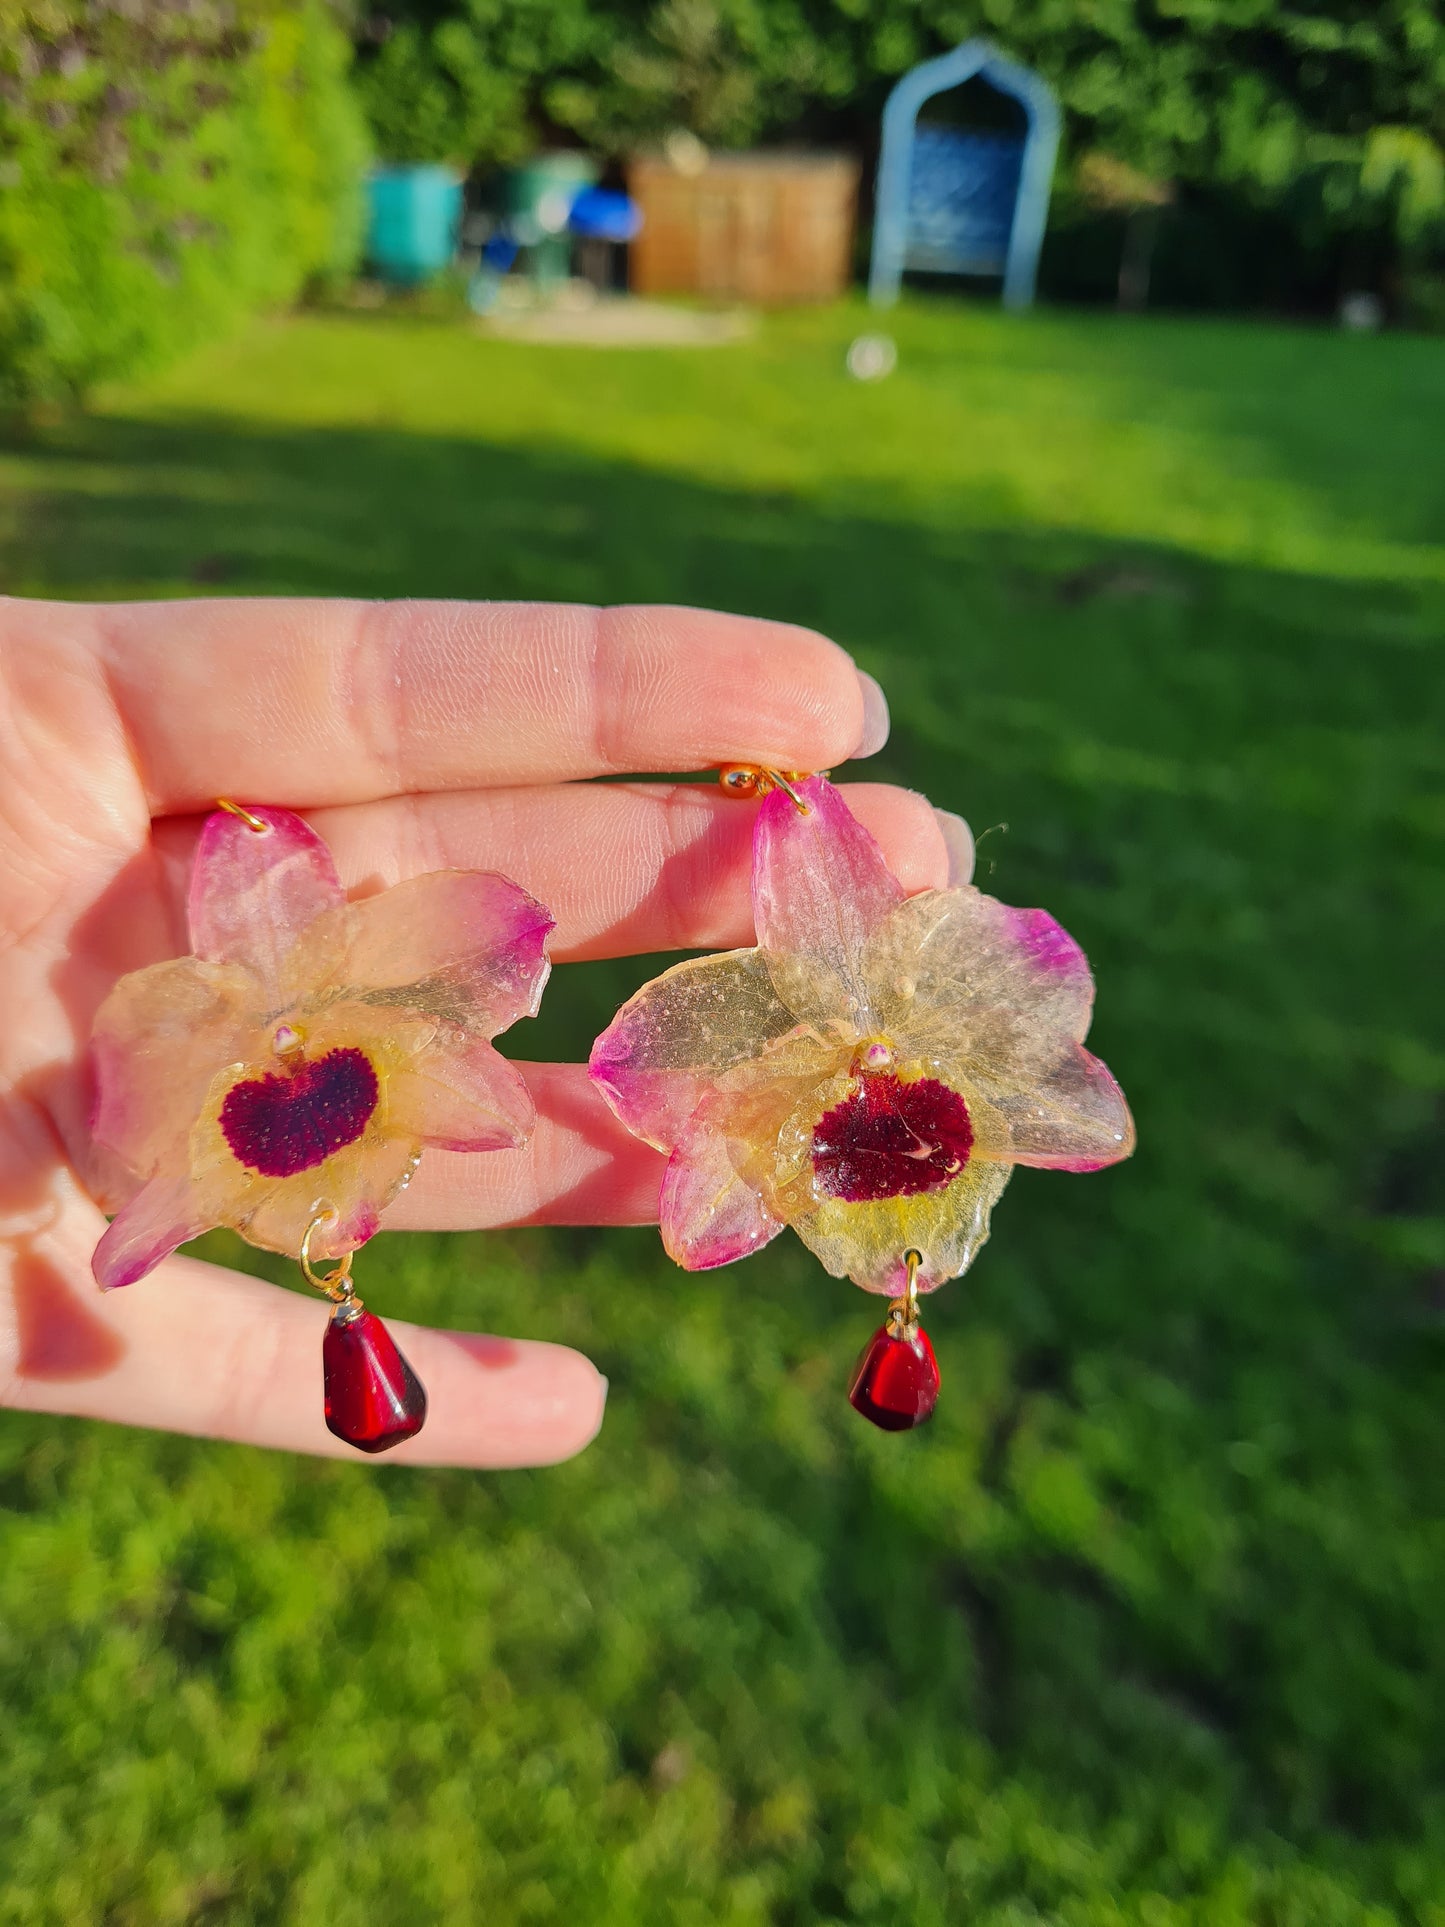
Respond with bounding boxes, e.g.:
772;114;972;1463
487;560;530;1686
3;408;1442;1892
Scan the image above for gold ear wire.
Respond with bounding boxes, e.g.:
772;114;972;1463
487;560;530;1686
215;798;268;833
717;766;816;814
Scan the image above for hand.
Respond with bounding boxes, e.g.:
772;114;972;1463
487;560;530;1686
0;597;967;1464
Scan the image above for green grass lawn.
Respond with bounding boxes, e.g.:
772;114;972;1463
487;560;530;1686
2;298;1442;1926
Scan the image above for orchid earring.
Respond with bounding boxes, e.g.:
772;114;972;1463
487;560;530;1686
589;769;1135;1432
89;800;554;1453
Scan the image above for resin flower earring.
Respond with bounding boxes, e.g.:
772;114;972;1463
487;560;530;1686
589;770;1134;1432
89;800;554;1453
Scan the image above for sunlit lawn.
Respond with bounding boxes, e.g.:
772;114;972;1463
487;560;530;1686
2;298;1442;1925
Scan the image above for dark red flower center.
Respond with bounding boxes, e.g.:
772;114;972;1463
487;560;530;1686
812;1073;973;1203
219;1047;379;1178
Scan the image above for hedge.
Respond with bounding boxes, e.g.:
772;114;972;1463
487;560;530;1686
359;0;1445;185
354;0;1445;310
0;1;369;407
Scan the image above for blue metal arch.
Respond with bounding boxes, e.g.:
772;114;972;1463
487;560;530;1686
868;37;1060;311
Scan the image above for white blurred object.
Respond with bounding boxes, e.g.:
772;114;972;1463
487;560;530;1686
664;129;709;177
1339;291;1385;331
535;187;574;235
846;333;898;381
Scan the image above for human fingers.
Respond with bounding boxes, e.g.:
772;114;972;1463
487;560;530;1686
12;597;891;819
385;1063;666;1233
4;1204;607;1467
151;780;965;962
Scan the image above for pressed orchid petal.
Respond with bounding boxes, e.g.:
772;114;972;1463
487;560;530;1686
863;889;1132;1169
972;1042;1135;1170
770;1061;1012;1291
189;806;343;997
254;999;442;1080
866;888;1096;1073
235;1131;422;1259
793;1157;1013;1296
387;1032;536;1153
590;948;811;1148
87;1139;150;1218
186;1004;437;1226
297;871;553;1035
752;776;904;1024
201;1003;429;1175
699;1055;846;1231
774;1061;1007;1187
93;1171;210;1290
191;1095;422;1259
91;957;260;1177
660;1126;786;1270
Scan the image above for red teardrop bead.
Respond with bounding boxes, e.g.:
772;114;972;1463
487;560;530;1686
847;1321;940;1432
323;1305;428;1454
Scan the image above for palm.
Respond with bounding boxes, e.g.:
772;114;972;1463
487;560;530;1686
0;595;952;1464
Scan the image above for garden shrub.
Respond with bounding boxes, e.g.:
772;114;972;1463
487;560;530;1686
0;1;369;406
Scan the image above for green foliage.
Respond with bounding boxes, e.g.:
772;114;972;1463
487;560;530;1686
0;1;369;406
353;0;1445;185
555;0;764;151
353;0;780;163
1349;124;1445;252
353;0;1445;304
353;17;529;166
0;299;1442;1919
1076;152;1174;216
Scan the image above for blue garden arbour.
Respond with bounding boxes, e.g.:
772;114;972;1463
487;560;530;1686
868;38;1060;311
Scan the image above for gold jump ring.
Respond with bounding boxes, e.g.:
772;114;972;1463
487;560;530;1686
300;1207;357;1302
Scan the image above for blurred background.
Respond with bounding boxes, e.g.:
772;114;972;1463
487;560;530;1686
1;3;1443;1922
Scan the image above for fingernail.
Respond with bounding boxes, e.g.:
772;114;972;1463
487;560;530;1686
855;671;890;758
934;808;974;886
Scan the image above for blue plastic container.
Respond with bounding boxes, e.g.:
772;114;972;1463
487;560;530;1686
568;186;643;243
365;166;463;285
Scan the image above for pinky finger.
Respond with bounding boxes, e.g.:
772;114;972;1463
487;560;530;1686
4;1207;607;1467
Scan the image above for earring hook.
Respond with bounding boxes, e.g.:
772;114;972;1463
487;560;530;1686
717;766;815;814
215;798;268;834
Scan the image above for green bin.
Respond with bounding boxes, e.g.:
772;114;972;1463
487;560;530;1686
502;153;600;287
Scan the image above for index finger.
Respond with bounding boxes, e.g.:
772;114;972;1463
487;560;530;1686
16;596;888;813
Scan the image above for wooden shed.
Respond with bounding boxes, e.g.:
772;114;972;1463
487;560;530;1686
626;151;860;305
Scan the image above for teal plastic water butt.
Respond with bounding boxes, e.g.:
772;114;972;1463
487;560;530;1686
365;166;463;284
